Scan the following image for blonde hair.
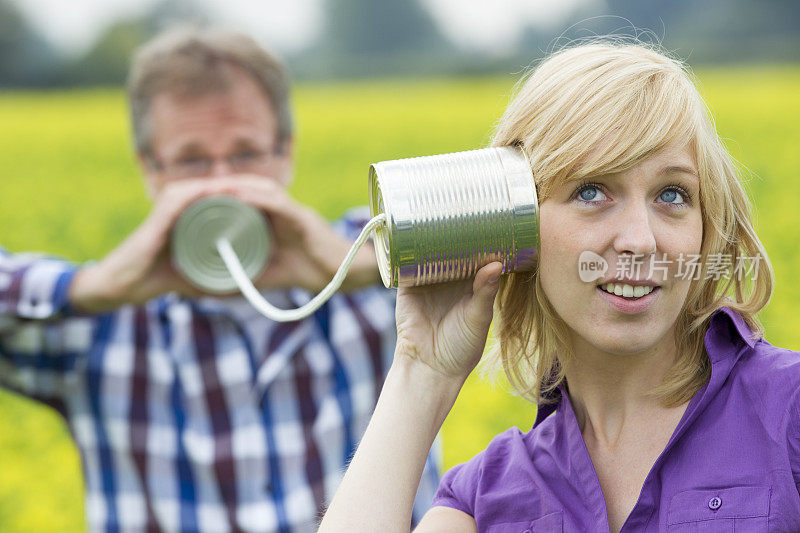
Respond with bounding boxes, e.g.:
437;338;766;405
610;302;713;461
489;39;774;407
127;27;292;156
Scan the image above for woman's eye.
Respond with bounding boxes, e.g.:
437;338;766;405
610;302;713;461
658;188;685;205
576;185;607;203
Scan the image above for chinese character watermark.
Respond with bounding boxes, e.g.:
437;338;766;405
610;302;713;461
578;252;763;282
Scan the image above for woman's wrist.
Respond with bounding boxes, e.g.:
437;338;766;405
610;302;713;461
320;349;465;532
388;351;466;431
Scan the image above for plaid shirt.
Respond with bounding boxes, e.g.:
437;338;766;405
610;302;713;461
0;208;440;532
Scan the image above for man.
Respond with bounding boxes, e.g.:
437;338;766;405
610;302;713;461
0;28;439;532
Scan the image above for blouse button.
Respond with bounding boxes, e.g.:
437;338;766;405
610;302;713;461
708;496;722;510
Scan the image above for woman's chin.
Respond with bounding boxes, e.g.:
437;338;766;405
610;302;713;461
581;322;663;356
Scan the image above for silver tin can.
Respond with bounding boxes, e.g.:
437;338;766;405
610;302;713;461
368;145;539;288
171;195;271;293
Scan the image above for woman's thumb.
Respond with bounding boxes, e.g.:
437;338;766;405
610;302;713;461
464;262;502;330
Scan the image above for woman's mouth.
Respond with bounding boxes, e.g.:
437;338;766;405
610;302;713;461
596;282;660;314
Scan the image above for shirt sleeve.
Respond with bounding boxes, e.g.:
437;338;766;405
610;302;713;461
0;246;98;405
431;451;485;517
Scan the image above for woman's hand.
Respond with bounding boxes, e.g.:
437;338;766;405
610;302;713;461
395;261;504;382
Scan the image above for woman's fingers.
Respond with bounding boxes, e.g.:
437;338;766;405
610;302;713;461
463;261;503;333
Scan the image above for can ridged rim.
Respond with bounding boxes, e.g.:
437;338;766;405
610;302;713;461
369;165;395;287
172;195;271;293
503;144;540;265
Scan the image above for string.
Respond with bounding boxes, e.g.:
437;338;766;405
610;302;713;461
215;213;387;322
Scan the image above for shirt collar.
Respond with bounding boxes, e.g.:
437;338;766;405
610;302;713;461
707;304;759;352
533;305;758;427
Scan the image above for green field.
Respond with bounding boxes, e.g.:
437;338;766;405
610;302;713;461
1;67;799;531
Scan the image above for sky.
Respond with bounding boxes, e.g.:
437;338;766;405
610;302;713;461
14;0;597;57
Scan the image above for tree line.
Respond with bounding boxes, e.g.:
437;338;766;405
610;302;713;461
1;0;799;87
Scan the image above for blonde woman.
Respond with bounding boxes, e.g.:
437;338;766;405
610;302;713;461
320;40;799;532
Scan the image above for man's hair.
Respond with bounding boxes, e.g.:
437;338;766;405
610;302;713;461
127;27;293;156
486;38;773;408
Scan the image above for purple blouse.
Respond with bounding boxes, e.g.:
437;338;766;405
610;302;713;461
432;306;800;531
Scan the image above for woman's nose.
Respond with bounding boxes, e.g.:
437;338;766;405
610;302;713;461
612;202;657;256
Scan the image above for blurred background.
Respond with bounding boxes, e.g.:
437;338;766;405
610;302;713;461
1;0;799;530
3;0;800;84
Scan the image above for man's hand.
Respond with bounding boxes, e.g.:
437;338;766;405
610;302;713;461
69;176;379;313
227;176;379;294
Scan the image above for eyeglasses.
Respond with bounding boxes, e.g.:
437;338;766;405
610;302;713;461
155;147;282;179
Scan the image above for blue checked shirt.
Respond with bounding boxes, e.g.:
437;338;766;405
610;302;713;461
0;207;441;532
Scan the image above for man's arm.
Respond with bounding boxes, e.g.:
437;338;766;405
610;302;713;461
0;247;96;403
66;178;233;313
0;178;227;398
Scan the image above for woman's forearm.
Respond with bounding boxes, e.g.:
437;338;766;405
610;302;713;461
321;262;501;531
319;354;464;532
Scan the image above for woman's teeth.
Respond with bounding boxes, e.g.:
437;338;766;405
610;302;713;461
600;283;656;298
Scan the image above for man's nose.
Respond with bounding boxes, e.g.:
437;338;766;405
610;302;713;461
208;158;234;177
612;202;657;256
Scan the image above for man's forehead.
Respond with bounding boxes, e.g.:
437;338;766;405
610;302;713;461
151;74;272;117
148;76;278;155
151;61;268;107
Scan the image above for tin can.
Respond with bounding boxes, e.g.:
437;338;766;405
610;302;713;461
171;195;271;293
368;145;539;288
